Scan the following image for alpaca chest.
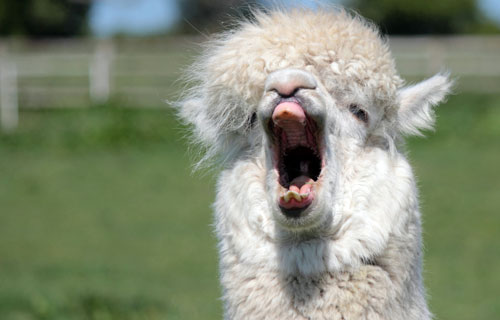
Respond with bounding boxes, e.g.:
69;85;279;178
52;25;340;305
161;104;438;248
221;264;399;320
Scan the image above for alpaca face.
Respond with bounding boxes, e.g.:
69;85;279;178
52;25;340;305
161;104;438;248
258;66;395;231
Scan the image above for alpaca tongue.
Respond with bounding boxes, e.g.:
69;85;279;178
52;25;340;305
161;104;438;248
272;102;308;146
289;175;313;194
272;102;306;124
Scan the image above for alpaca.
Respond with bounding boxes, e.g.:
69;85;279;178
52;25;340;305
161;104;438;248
178;9;451;320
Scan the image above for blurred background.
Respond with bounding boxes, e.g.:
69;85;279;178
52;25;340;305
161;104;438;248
0;0;499;319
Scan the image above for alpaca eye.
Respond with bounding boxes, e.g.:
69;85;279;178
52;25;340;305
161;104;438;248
349;104;369;124
248;112;257;129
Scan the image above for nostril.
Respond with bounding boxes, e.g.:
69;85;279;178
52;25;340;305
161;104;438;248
265;69;317;97
272;86;299;98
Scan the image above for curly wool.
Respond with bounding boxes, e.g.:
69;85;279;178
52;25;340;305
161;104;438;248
178;8;451;320
180;9;403;166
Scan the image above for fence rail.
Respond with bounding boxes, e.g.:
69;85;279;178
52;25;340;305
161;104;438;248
0;36;499;131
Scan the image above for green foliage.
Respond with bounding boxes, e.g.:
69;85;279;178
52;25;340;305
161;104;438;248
178;0;500;35
0;0;89;37
0;94;499;319
350;0;499;34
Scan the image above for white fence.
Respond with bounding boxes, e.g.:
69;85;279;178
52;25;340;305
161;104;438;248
0;36;499;131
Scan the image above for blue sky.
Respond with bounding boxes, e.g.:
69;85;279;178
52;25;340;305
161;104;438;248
479;0;500;22
89;0;181;37
89;0;500;37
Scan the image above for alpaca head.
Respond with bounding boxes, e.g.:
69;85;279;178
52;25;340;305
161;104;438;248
179;9;451;271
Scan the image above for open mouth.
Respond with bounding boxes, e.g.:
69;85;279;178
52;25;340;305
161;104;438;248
269;98;323;217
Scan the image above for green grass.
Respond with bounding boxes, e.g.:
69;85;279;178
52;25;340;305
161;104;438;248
0;107;219;319
0;93;499;319
408;94;500;319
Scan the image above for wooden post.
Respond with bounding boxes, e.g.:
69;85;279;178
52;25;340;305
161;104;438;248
0;46;18;132
89;40;113;104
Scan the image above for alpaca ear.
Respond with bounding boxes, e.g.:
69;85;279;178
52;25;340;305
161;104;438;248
176;96;253;167
396;73;453;136
177;97;220;146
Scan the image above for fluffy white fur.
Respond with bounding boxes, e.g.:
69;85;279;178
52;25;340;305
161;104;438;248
178;8;452;320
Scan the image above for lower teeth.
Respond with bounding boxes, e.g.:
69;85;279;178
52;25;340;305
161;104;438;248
282;190;309;202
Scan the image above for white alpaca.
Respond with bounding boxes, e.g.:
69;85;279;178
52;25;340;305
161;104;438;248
178;9;451;320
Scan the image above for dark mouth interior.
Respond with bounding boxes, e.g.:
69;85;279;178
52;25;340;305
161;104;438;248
280;146;321;187
268;110;322;189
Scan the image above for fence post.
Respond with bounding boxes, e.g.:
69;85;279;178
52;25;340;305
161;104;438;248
89;40;113;104
0;45;18;132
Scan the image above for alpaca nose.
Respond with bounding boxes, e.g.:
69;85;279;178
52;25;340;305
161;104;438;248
264;69;317;97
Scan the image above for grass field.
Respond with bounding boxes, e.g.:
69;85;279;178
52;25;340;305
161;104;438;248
0;93;499;320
